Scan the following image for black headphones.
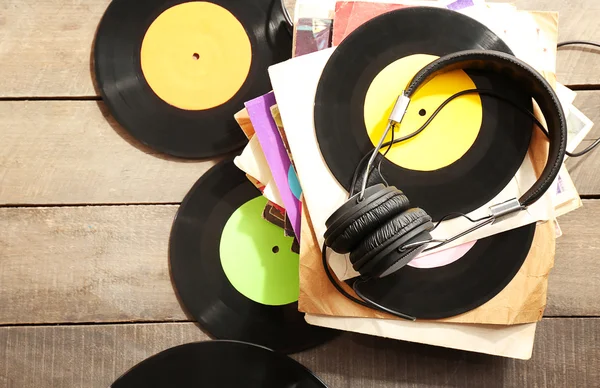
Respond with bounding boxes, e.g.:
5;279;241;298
323;49;567;281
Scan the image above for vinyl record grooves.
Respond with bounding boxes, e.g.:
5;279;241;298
354;223;536;319
111;340;328;387
94;0;291;158
169;159;338;354
314;7;533;221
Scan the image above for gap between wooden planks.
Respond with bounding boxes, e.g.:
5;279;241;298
0;201;597;325
0;0;598;97
0;319;598;388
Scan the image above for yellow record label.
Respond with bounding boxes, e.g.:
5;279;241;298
140;2;252;110
364;54;483;171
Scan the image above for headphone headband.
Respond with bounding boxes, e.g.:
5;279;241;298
321;26;571;320
404;49;567;208
325;49;568;285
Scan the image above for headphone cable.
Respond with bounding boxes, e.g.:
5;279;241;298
335;84;598;315
321;242;417;321
350;39;600;193
558;40;600;49
351;85;600;197
556;40;600;156
321;40;600;323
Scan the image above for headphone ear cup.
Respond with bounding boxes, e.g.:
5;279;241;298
368;230;432;279
328;192;410;253
350;208;433;275
324;184;409;253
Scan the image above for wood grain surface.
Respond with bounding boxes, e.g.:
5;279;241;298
0;0;109;97
0;93;597;205
573;91;600;139
0;101;220;205
0;205;187;324
0;0;598;97
0;319;598;388
515;0;600;86
0;202;596;325
1;0;599;387
567;141;600;195
547;204;600;316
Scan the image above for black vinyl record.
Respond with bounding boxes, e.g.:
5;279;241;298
314;7;533;221
169;159;338;354
94;0;291;158
354;223;536;319
111;340;328;387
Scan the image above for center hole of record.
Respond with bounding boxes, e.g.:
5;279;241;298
192;53;200;60
419;108;427;116
272;246;280;254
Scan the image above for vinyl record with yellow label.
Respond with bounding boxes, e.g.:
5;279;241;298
94;0;291;158
314;7;533;221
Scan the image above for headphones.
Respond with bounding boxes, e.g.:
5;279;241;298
323;49;567;282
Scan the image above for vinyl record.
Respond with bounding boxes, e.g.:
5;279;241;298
354;223;536;319
111;340;328;387
314;7;533;221
94;0;291;158
169;159;338;354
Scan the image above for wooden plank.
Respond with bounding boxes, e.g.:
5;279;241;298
0;94;598;205
0;0;110;97
0;202;598;325
547;203;600;316
550;3;600;87
0;323;208;388
567;140;600;195
503;0;600;86
574;90;600;140
0;205;188;324
0;0;598;97
0;101;219;205
0;319;598;388
559;91;600;193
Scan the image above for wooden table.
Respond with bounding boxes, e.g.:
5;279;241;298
1;0;599;386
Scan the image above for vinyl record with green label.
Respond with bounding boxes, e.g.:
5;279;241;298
169;158;337;354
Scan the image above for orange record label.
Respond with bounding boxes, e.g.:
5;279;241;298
140;2;252;111
364;54;483;171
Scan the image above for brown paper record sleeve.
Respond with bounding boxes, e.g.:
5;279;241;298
297;10;560;326
299;198;555;325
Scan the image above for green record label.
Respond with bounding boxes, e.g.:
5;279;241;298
220;196;299;306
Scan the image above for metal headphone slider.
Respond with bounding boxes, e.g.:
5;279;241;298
388;93;411;124
489;198;525;224
357;93;411;201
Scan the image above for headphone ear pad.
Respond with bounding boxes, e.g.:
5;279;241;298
328;192;410;253
369;230;432;278
350;208;432;272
